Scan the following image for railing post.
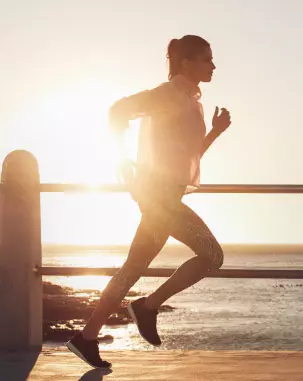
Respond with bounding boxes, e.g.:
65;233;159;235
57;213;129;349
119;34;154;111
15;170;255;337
0;150;42;351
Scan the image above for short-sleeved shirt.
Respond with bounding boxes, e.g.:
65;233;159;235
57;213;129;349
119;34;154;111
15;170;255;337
109;74;206;193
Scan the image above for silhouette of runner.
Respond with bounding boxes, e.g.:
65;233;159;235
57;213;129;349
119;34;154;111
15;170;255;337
66;34;231;369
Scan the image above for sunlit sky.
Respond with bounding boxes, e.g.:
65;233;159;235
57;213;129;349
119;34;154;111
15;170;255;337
1;0;303;245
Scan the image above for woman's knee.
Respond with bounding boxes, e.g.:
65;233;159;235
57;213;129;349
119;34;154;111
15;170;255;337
195;240;224;271
211;243;224;270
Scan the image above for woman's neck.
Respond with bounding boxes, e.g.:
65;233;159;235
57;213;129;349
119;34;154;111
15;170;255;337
178;72;200;86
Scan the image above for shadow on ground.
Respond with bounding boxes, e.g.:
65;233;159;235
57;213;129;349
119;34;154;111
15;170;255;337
0;350;40;380
79;367;113;380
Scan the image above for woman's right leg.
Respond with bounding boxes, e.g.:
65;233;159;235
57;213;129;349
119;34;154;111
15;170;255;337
144;201;224;310
81;215;169;340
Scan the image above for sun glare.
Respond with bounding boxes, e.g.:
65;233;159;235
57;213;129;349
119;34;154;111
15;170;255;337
22;78;143;246
50;253;126;291
13;78;139;185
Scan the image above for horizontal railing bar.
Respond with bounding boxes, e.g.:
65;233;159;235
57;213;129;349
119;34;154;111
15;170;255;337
1;183;303;193
35;266;303;279
39;184;303;193
192;184;303;194
39;183;127;193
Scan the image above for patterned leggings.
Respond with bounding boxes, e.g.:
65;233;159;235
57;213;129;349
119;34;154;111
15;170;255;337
97;180;224;316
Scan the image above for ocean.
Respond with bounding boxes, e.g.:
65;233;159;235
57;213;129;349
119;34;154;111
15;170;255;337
43;244;303;351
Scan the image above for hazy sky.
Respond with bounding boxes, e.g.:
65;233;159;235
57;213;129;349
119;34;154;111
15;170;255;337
1;0;303;244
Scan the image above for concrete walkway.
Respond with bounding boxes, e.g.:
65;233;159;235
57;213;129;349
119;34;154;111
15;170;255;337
1;346;302;380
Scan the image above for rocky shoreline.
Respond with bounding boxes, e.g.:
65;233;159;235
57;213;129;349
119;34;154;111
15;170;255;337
43;282;175;342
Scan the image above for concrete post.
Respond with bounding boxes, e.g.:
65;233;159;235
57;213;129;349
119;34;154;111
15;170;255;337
0;150;42;351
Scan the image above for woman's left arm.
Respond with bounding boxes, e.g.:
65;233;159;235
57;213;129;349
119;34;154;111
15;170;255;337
200;106;231;157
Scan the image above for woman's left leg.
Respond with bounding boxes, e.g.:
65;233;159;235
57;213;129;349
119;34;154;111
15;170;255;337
81;215;169;340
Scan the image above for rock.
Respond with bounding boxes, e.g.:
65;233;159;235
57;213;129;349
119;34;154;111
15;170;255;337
42;281;175;342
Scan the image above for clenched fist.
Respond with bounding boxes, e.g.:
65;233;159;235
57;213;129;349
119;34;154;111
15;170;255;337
212;106;231;135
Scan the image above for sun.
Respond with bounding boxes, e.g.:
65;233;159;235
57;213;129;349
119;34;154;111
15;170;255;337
19;77;143;246
13;77;139;185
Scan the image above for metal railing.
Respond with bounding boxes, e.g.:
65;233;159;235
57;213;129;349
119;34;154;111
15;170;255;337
38;183;303;194
1;150;303;351
35;266;303;279
35;183;303;280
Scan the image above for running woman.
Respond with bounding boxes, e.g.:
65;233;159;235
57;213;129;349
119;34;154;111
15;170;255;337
66;34;231;369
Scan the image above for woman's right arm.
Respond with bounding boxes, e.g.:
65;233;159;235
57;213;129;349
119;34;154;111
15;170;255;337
108;84;167;191
108;86;166;134
108;89;157;164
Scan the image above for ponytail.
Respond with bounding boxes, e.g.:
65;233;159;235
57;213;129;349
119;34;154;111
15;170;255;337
167;39;182;80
